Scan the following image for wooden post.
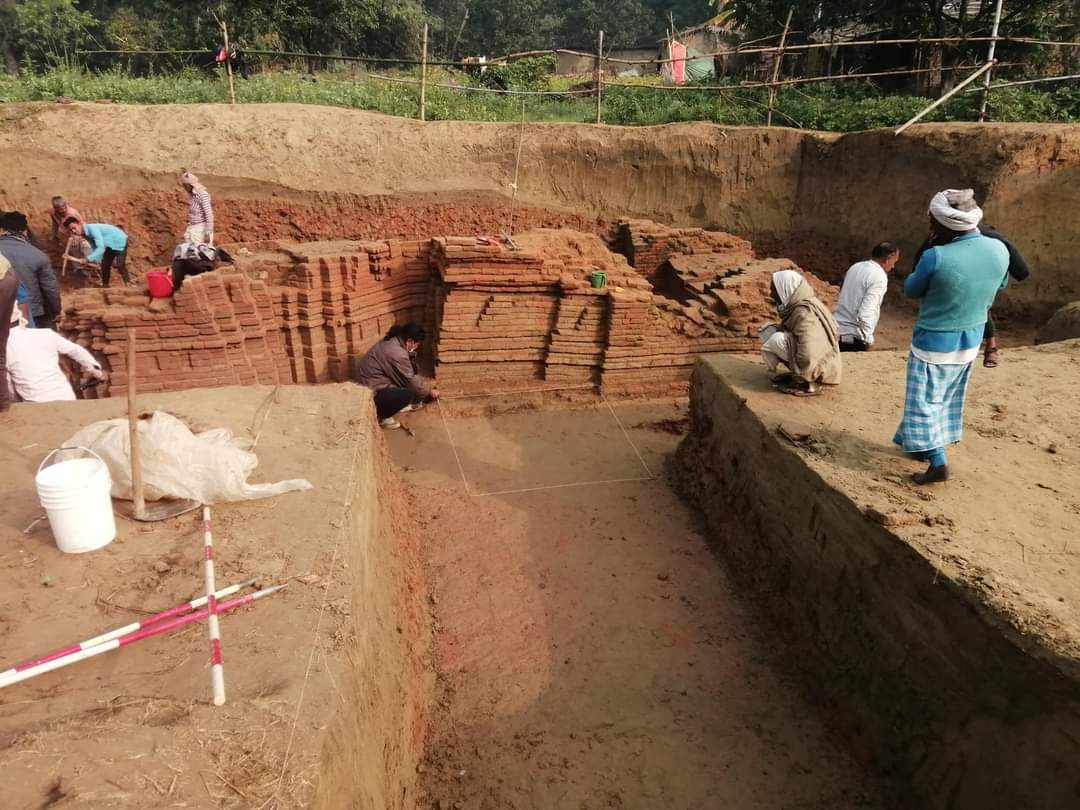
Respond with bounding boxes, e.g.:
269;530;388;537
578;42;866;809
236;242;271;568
978;0;1005;121
220;19;237;105
507;100;526;237
420;23;429;121
766;8;794;127
895;60;996;135
595;30;604;125
126;329;145;520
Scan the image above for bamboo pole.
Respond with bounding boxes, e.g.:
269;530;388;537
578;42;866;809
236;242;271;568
895;60;996;135
82;34;1080;70
507;100;526;237
978;0;1005;122
419;23;429;121
83;32;1080;70
767;8;794;127
126;329;145;520
220;19;237;105
979;72;1080;90
595;30;604;125
605;60;1013;93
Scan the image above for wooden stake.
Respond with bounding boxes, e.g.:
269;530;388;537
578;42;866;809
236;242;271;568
420;23;429;121
895;60;995;135
595;30;604;125
978;0;1005;121
220;19;237;105
126;329;145;520
766;8;794;127
506;100;526;237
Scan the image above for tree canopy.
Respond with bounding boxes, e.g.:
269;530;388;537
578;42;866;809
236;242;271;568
1;0;1076;70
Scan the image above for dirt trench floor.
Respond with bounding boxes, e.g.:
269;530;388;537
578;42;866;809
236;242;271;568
387;397;889;809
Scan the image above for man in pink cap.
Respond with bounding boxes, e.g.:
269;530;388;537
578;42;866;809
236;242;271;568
180;171;214;245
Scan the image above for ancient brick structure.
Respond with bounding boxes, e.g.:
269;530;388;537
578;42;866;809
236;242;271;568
60;226;837;399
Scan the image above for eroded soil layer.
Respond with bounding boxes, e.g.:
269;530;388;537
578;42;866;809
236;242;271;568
674;350;1080;809
0;386;430;809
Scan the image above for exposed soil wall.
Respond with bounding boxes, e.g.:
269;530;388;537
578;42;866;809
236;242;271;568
2;104;1076;320
314;411;432;810
673;357;1080;810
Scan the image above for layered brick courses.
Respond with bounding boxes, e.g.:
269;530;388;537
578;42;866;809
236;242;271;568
612;219;755;283
60;228;837;400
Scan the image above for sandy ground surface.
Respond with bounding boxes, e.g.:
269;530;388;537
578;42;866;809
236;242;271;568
0;385;415;809
386;398;888;809
700;344;1080;671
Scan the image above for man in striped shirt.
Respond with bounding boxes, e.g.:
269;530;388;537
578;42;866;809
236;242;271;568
180;171;214;245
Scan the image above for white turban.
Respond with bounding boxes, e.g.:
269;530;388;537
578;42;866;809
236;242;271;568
929;188;983;231
771;269;805;307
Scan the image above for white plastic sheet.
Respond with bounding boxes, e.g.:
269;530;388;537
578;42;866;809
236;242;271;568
65;411;313;504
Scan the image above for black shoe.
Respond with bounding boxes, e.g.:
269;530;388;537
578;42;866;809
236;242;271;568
913;464;949;485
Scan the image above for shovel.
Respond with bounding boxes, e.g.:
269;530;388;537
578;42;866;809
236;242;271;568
114;329;201;522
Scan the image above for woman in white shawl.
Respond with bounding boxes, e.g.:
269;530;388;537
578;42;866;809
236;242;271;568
761;269;842;396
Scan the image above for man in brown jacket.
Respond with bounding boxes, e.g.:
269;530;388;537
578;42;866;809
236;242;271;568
355;322;439;428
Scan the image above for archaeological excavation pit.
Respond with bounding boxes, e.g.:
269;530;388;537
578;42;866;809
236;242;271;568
1;104;1079;810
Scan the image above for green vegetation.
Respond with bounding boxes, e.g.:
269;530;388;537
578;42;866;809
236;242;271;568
0;2;1076;131
2;65;1077;131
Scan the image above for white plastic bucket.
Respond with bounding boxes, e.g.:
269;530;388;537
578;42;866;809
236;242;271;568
35;447;117;554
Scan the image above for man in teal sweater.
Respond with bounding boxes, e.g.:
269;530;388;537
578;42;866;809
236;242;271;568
893;189;1009;484
65;218;131;287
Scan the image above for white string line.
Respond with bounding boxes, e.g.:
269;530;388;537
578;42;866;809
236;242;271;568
437;393;656;497
267;417;362;806
603;397;655;479
439;383;597;401
475;476;653;497
437;399;472;496
250;385;280;449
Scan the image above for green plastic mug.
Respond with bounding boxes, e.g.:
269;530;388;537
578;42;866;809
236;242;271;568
590;271;607;289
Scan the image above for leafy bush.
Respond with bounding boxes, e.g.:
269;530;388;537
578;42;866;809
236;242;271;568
474;55;557;91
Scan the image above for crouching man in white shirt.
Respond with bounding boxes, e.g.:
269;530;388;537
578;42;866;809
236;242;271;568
834;242;899;351
5;308;106;402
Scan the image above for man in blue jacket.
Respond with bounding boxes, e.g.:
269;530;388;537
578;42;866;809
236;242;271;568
65;218;132;287
0;211;61;330
893;189;1009;484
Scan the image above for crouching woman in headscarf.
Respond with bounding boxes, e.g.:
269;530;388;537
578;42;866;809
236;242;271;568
761;269;842;396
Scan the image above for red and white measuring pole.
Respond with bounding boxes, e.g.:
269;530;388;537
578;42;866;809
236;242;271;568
202;506;226;706
0;578;257;680
0;584;287;690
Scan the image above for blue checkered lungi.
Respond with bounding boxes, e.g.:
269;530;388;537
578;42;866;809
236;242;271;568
893;355;972;453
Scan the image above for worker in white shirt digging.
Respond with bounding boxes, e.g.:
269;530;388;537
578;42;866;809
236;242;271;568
834;242;900;352
5;307;106;402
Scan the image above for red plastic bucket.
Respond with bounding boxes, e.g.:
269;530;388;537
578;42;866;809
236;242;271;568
146;271;174;299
